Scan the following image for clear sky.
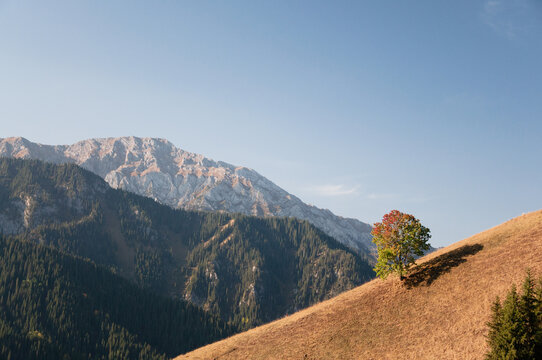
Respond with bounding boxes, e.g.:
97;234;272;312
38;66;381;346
1;1;541;247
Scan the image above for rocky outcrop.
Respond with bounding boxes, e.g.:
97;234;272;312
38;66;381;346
0;136;373;253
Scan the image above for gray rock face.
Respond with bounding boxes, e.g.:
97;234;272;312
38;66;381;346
0;136;373;253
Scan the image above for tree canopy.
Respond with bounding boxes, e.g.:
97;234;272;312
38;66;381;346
371;210;431;280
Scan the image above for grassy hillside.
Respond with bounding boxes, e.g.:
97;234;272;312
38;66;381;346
0;158;374;330
176;210;542;360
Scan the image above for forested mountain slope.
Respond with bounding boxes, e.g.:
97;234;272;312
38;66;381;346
0;158;374;330
177;210;542;360
0;235;230;359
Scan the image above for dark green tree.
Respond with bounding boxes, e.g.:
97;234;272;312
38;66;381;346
486;273;542;360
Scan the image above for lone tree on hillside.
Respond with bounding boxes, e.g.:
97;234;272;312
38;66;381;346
372;210;431;280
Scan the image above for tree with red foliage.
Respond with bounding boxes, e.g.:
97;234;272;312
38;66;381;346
372;210;431;280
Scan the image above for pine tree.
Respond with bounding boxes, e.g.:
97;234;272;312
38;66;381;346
486;273;542;360
486;296;504;359
535;277;542;357
518;272;538;358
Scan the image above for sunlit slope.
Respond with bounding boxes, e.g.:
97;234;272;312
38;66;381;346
176;210;542;360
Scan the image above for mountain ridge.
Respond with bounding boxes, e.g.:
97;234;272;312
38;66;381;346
0;136;373;255
0;157;373;329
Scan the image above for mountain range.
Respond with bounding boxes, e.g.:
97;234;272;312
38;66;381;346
0;141;538;359
0;136;373;256
0;158;373;333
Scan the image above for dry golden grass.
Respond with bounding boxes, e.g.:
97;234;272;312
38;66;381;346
175;210;542;360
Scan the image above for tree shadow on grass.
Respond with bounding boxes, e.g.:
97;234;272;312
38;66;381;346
403;243;484;289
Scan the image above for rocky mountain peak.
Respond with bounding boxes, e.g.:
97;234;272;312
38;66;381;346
0;136;373;254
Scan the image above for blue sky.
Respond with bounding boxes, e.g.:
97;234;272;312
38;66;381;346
1;1;541;247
